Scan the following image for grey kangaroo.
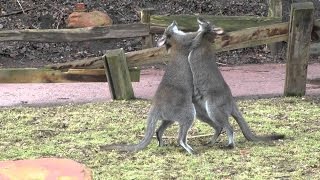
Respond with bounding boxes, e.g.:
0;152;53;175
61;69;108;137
100;21;219;154
187;18;285;148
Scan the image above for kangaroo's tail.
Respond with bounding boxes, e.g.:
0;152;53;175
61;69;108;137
231;102;285;141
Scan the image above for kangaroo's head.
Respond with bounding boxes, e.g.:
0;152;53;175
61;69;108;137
196;17;224;43
157;21;191;52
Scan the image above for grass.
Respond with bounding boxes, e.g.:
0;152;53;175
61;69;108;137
0;97;320;179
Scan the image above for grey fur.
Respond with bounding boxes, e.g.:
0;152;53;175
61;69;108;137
188;18;285;148
100;21;219;154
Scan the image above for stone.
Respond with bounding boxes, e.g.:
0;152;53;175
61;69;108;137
66;10;113;28
0;158;92;180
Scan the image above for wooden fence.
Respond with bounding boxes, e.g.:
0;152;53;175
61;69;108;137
0;1;320;99
0;24;149;42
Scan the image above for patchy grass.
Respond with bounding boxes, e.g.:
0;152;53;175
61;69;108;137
0;97;320;179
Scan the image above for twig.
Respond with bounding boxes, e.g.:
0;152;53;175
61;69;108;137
217;62;227;66
138;134;212;139
0;7;37;17
16;0;25;14
33;128;106;134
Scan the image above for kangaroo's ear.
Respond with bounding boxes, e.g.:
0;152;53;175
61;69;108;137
197;17;209;32
197;17;206;25
213;27;224;35
170;20;186;35
168;21;177;30
172;20;177;26
197;24;204;32
158;21;176;47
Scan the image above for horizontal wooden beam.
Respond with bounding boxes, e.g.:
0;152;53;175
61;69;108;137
46;47;169;70
214;22;288;52
47;22;288;69
126;23;288;66
47;19;320;70
45;56;104;70
0;68;140;83
126;47;169;67
0;23;149;42
150;15;281;33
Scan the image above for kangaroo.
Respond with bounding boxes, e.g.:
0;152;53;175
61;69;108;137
187;18;285;148
100;21;219;154
155;23;222;148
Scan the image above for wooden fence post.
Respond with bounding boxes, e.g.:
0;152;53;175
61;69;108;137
284;2;314;96
103;49;135;100
141;8;155;49
268;0;283;57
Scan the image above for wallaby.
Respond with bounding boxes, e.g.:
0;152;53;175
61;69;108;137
187;18;285;148
100;21;220;154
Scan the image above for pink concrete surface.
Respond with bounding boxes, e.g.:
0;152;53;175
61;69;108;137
0;158;92;180
0;63;320;107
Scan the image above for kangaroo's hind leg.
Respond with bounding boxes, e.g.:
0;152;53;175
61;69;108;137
194;101;223;145
174;105;197;154
156;120;174;147
177;118;194;154
213;110;235;148
206;101;235;148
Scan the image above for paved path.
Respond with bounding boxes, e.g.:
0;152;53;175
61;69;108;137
1;63;320;107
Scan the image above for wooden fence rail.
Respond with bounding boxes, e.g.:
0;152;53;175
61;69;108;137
46;22;290;70
0;24;149;42
0;16;283;43
46;19;320;71
0;68;140;83
149;15;281;33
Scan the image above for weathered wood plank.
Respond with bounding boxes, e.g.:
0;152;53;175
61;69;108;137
0;23;149;42
46;47;169;70
268;0;283;56
284;2;314;96
0;68;140;83
133;22;288;64
126;21;288;66
45;56;104;70
150;15;281;33
47;22;290;70
214;22;288;52
126;47;169;67
103;49;135;100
